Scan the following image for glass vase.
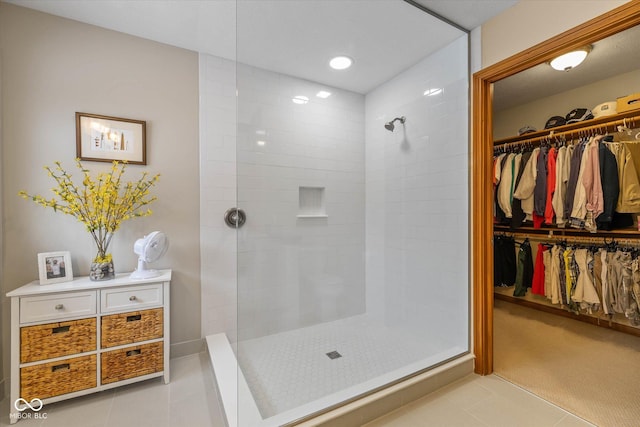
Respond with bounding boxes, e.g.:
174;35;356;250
89;253;115;281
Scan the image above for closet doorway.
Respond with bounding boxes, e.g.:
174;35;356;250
473;1;640;426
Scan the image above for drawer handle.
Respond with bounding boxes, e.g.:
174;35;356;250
126;314;142;322
52;325;70;334
55;304;64;310
126;349;142;357
51;363;70;372
129;296;137;301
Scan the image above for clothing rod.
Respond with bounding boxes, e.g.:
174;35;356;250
494;231;640;247
493;114;640;148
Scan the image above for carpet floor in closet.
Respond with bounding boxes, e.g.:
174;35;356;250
493;298;640;427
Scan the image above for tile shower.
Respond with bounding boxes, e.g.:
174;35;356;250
199;7;469;426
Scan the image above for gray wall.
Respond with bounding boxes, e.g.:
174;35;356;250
0;3;201;386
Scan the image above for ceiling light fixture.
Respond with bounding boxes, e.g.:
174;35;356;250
292;95;309;105
329;56;353;70
256;140;266;146
549;46;592;71
316;90;331;98
423;88;443;96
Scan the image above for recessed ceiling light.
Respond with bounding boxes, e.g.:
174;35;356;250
316;91;331;98
424;88;443;96
329;56;353;70
256;140;266;146
292;95;309;104
549;46;591;71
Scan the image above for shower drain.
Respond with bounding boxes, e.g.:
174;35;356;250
326;351;342;359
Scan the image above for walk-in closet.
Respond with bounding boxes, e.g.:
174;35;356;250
487;18;640;427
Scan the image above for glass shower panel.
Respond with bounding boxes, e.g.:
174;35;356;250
235;1;469;425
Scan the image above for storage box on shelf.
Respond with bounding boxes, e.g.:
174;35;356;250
7;270;171;424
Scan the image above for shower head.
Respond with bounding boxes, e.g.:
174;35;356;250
384;116;406;132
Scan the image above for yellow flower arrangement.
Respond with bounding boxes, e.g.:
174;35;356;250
19;159;160;264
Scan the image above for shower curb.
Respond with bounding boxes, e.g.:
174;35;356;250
207;332;474;427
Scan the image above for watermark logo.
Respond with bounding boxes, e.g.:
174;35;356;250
11;398;47;420
15;398;43;411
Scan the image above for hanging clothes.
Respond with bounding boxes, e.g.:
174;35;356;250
494;153;509;223
572;248;600;312
544;147;557;225
532;146;548;228
530;243;547;296
570;138;592;229
592;249;604;314
582;136;604;232
600;249;611;315
494;235;516;287
513;239;533;296
543;247;552;298
513;148;539;222
552;145;570;227
564;140;586;225
583;136;605;218
631;258;640;324
497;153;516;219
558;245;568;306
563;248;578;306
607;143;640;213
595;141;619;231
510;151;532;229
548;245;562;305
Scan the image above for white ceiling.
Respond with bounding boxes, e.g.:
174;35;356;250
412;0;518;31
4;0;517;94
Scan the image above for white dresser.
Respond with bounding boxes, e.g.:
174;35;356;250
7;270;171;423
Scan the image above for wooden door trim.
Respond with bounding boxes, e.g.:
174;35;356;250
472;0;640;375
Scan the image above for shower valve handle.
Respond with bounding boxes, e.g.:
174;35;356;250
224;208;246;229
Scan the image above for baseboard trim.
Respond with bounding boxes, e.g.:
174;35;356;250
170;338;204;359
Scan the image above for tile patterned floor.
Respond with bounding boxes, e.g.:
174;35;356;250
236;314;450;418
0;353;224;427
0;352;594;427
364;374;595;427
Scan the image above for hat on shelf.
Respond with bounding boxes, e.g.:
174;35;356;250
544;116;566;129
592;101;617;118
518;125;537;135
565;108;594;124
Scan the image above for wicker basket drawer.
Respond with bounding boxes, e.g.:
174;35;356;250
101;342;163;384
101;308;163;348
20;354;96;401
21;318;96;363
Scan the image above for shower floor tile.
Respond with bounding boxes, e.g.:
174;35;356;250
236;314;457;418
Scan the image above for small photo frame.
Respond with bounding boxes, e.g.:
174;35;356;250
76;112;147;165
38;251;73;285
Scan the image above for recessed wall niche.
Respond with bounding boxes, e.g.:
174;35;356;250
297;186;327;218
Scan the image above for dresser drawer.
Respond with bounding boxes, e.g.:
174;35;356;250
100;284;163;313
101;342;163;384
21;318;96;363
101;308;163;348
20;354;97;401
20;292;97;324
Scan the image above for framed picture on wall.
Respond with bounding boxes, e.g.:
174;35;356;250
76;112;147;165
37;251;73;285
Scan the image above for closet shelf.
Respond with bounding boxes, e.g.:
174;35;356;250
494;224;640;238
493;109;640;147
494;287;640;336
